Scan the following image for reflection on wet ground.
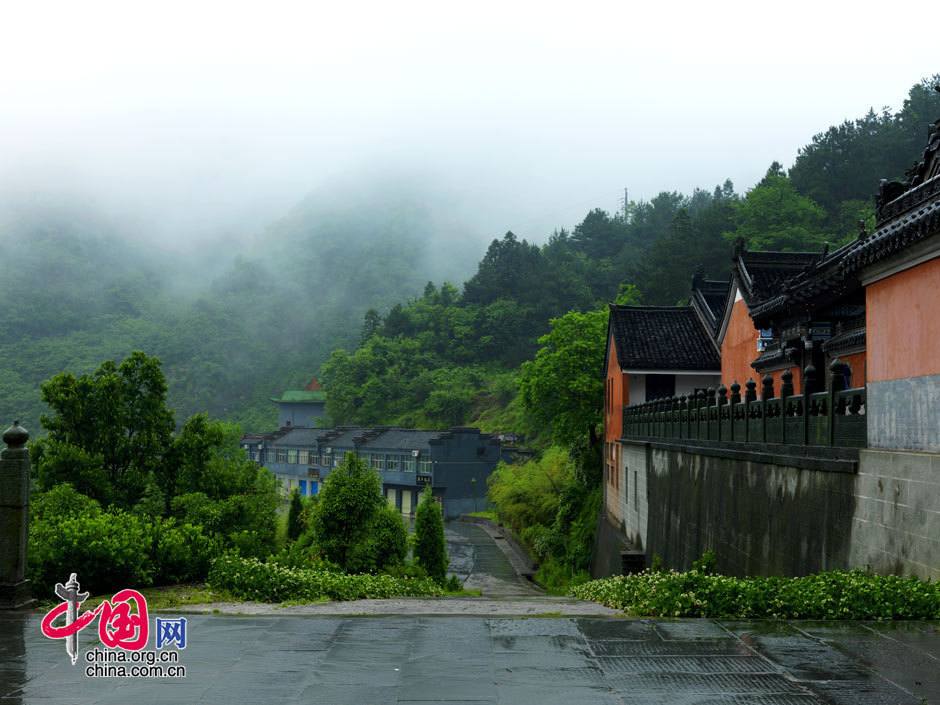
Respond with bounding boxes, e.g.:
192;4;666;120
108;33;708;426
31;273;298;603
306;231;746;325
1;612;937;704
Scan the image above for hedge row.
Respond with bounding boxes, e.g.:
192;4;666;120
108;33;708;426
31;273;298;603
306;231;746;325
207;554;445;602
572;569;940;619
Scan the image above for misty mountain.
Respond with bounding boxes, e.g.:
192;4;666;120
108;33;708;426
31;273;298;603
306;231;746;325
0;180;483;434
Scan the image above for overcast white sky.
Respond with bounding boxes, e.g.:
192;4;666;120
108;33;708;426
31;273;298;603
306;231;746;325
0;0;936;247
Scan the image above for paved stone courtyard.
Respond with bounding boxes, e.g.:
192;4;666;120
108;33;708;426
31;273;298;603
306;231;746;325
1;613;938;704
3;523;937;704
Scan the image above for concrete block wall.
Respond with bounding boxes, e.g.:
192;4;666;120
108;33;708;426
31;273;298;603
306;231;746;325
849;449;940;580
600;440;939;580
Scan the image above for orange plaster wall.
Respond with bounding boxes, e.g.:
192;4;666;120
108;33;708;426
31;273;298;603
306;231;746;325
867;257;940;382
840;351;866;388
722;296;803;395
721;298;761;388
605;336;629;443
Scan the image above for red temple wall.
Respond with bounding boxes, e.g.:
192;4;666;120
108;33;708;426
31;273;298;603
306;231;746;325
721;298;761;389
867;257;940;382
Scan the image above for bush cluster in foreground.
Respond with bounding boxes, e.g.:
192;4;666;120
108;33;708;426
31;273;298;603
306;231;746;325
572;568;940;620
208;554;445;602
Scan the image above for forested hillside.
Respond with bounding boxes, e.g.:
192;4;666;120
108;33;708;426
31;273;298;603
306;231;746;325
2;77;936;443
0;182;480;433
322;77;940;436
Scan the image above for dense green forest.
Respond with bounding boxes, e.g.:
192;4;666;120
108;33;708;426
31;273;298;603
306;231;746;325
322;78;940;433
0;182;480;434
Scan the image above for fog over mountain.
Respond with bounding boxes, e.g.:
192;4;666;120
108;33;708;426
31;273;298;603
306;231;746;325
0;0;935;432
2;1;936;246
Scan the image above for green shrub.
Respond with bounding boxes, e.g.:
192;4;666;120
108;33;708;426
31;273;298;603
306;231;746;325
414;486;448;583
207;554;444;602
29;509;155;594
29;485;222;591
520;524;562;561
151;518;219;584
487;447;574;535
347;504;409;574
310;453;383;567
573;568;940;620
534;555;592;595
383;562;429;580
30;483;102;522
287;489;304;541
486;446;600;594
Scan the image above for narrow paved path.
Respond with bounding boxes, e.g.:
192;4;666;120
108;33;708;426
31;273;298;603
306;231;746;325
445;520;541;597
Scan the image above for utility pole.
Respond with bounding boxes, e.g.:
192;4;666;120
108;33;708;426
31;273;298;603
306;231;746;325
620;187;629;221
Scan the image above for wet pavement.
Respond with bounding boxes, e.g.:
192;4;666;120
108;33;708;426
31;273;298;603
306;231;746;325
1;613;937;704
445;521;541;597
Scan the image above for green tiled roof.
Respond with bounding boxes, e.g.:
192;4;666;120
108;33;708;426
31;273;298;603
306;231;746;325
271;390;327;403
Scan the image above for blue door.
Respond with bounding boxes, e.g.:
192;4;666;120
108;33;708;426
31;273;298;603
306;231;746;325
299;480;307;495
310;481;318;495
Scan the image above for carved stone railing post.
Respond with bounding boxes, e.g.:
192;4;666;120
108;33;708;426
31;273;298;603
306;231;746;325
744;378;757;404
729;381;741;442
829;358;850;446
1;421;34;609
780;369;793;444
802;364;817;446
761;374;774;400
744;379;756;442
760;374;773;443
716;385;727;441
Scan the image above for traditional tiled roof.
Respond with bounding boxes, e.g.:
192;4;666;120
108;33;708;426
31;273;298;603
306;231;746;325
751;346;798;372
748;108;940;325
690;275;731;335
821;326;866;355
244;426;492;452
734;247;822;305
608;305;720;371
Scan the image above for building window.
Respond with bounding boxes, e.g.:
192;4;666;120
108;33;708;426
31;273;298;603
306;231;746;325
287;449;298;464
371;456;384;470
403;456;416;472
298;449;309;465
276;448;288;463
386;455;400;471
419;459;432;473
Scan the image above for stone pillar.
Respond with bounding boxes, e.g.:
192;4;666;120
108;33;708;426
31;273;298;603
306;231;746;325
0;421;34;609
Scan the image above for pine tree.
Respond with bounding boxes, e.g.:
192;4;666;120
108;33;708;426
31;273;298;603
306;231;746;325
414;486;448;583
287;488;304;541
